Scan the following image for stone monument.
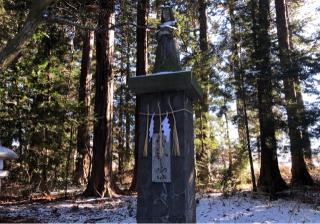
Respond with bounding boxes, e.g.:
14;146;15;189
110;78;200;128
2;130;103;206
0;143;18;190
128;4;202;223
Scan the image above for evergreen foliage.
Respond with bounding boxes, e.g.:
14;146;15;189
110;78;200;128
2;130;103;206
0;0;319;196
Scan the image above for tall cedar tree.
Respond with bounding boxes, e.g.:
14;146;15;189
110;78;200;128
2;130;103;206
229;0;246;150
130;0;149;191
117;0;135;182
84;0;115;197
229;0;257;191
284;1;312;167
38;31;54;193
75;31;94;185
117;76;125;182
195;0;211;187
274;0;313;185
255;0;287;193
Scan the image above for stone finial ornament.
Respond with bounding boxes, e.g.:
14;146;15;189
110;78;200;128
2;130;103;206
0;145;18;159
153;5;182;73
0;144;18;179
161;4;175;23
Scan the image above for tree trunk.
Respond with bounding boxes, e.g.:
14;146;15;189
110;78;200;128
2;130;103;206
124;29;132;172
251;0;261;168
117;73;125;184
74;31;94;186
223;100;232;175
39;32;53;193
228;0;257;191
229;0;246;148
40;147;49;193
195;0;211;188
130;0;149;192
0;0;55;71
285;3;313;167
65;126;73;197
242;76;257;192
125;97;131;162
84;0;115;197
255;0;287;193
274;0;313;185
297;91;313;165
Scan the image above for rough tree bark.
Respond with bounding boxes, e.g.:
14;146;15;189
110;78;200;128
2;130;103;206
130;0;149;192
117;36;126;183
74;31;94;186
0;0;55;71
255;0;287;193
84;0;115;197
274;0;313;185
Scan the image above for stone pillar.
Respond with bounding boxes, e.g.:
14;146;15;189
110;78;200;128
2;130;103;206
128;71;202;222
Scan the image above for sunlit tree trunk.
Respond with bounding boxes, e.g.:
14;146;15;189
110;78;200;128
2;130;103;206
84;0;115;197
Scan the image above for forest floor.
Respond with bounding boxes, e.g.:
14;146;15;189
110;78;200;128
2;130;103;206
0;189;320;223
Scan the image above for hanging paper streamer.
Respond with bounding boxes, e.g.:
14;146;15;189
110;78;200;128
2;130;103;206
143;105;150;157
162;113;171;146
149;113;155;142
157;102;164;157
140;100;185;158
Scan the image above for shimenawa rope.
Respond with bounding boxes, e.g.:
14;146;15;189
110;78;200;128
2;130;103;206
141;100;191;157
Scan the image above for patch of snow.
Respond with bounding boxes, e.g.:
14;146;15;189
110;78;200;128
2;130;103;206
196;193;320;223
0;196;136;223
1;193;319;223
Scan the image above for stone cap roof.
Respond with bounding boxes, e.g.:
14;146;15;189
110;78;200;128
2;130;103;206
128;70;203;100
